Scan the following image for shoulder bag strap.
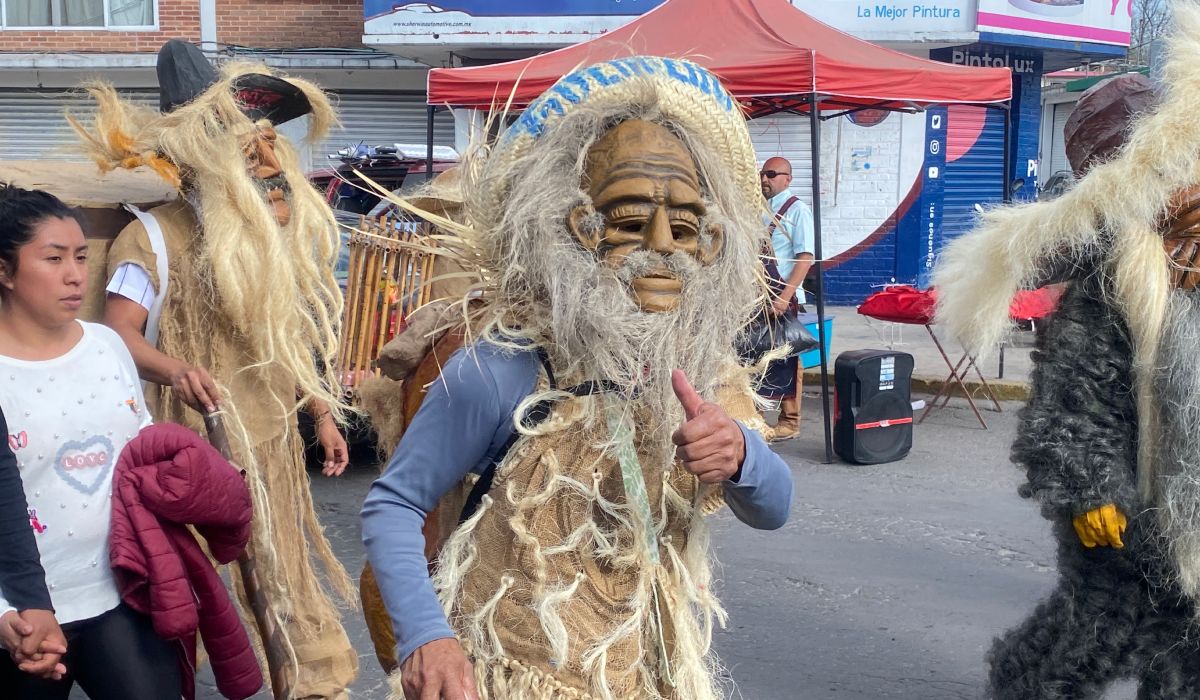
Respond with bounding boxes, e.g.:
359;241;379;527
767;195;801;236
458;348;617;524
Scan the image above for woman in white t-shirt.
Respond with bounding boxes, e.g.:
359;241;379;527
0;184;181;699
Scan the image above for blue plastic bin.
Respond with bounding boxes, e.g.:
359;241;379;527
798;313;834;369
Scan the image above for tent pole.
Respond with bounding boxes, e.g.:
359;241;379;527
1001;103;1012;204
426;105;435;181
999;102;1012;379
808;93;834;464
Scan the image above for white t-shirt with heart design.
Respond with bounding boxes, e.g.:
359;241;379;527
0;322;151;623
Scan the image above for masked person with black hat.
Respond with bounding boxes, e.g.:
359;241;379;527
69;41;359;699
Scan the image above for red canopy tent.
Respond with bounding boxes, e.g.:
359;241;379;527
427;0;1011;114
420;0;1013;462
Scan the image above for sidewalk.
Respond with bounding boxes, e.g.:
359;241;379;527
800;305;1035;401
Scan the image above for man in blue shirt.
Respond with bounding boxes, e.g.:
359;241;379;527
760;156;815;440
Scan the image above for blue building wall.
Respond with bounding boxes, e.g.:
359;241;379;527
940;106;1006;272
914;107;948;289
1009;59;1043;202
822;232;898;304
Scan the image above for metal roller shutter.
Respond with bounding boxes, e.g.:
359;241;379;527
0;89;157;161
0;89;456;168
1045;101;1073;182
942;105;1005;245
748;112;813;202
315;92;456;164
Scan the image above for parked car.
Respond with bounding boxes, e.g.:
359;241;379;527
309;142;457;215
1039;170;1074;201
308;142;457;289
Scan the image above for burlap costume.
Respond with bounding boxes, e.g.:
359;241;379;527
432;381;758;700
107;202;358;697
367;56;782;700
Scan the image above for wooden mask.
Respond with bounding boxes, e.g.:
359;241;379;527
242;124;291;227
567;120;723;313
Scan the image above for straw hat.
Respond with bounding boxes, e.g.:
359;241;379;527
406;166;463;219
475;56;758;220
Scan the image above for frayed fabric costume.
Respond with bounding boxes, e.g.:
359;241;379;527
363;57;792;700
70;42;358;698
933;4;1200;697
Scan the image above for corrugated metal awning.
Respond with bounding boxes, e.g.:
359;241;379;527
0;88;156;161
0;89;457;168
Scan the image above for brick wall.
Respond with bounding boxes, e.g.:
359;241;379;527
0;0;198;51
0;0;365;52
218;0;363;48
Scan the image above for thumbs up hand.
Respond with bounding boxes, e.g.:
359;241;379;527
671;370;746;484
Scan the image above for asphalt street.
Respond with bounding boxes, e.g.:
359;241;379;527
175;396;1139;700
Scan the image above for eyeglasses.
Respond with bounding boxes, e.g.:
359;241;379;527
760;170;791;179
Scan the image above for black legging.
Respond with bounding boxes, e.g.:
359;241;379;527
0;603;182;700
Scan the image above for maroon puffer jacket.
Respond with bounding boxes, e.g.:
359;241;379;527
110;423;262;700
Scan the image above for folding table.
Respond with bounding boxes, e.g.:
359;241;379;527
857;286;1059;429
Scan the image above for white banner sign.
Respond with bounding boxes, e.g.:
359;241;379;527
790;0;977;41
975;0;1131;46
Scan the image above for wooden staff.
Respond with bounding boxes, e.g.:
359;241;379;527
369;235;391;377
386;247;407;364
203;413;292;700
348;220;374;374
404;222;428;320
344;228;371;386
393;245;413;332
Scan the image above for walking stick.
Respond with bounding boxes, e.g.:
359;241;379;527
204;413;293;700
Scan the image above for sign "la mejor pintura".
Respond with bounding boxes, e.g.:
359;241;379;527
858;3;963;19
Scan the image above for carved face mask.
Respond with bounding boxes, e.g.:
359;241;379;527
242;124;291;227
567;120;724;313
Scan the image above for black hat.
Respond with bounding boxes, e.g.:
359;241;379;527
230;73;313;126
157;40;218;114
155;39;313;125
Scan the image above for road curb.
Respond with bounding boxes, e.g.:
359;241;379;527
801;370;1030;402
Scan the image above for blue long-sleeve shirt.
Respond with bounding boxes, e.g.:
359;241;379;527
361;341;794;666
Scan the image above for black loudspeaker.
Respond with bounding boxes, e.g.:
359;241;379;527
834;350;915;464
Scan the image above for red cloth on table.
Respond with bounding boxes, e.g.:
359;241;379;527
110;423;261;700
1009;286;1063;320
857;285;1061;325
857;285;936;324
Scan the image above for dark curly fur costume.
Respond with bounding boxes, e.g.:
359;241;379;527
988;274;1200;699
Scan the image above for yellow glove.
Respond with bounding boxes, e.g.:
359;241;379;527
1072;504;1127;549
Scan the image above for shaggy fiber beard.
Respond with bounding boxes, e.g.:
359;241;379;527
467;95;762;453
535;224;733;453
181;127;344;419
1151;290;1200;604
